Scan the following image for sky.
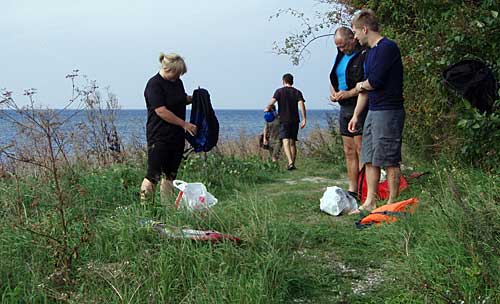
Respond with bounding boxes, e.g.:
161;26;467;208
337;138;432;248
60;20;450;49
1;0;344;109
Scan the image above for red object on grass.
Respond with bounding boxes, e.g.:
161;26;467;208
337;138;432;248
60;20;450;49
357;166;409;203
175;191;183;209
152;224;242;244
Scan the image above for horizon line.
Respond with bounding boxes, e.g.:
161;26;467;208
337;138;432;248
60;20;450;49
1;107;337;111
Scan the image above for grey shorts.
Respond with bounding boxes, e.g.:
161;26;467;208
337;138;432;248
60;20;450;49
361;109;405;167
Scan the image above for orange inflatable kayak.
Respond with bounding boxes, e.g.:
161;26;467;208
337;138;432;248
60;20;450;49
356;197;419;228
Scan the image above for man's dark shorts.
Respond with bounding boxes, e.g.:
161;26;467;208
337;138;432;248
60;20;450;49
339;106;367;137
279;122;299;141
146;142;183;184
361;109;405;167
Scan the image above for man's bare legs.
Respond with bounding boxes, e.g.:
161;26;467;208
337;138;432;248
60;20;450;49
342;136;362;192
361;163;380;211
282;138;293;167
349;164;400;214
353;135;363;168
289;139;297;166
386;166;401;204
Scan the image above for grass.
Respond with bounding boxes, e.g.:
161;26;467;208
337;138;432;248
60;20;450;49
0;151;499;303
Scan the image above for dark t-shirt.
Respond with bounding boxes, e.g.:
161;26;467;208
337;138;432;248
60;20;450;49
364;37;404;111
272;86;305;123
144;73;187;146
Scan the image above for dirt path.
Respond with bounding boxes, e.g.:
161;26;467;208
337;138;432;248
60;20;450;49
250;162;386;302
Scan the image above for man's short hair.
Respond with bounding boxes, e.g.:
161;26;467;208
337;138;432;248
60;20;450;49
282;73;294;85
352;9;379;32
335;26;354;40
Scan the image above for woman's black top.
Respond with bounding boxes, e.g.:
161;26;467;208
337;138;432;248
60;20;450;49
144;73;187;146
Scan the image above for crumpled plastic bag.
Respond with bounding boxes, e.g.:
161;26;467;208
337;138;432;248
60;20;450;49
380;169;387;182
173;180;218;211
319;186;358;216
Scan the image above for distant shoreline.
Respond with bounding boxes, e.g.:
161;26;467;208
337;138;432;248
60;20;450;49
0;109;337;145
0;108;338;111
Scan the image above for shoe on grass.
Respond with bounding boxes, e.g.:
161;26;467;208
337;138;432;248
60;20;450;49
347;191;360;202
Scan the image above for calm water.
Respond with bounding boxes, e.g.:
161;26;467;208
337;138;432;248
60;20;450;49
0;109;338;146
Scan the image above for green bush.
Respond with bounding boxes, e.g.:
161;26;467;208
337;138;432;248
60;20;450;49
457;106;500;173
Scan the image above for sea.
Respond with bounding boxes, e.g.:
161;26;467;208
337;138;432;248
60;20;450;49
0;109;338;147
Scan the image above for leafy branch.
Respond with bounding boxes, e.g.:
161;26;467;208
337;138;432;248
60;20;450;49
270;2;353;65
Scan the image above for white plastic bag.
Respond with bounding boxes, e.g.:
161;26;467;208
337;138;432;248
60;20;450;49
319;186;358;216
173;180;218;211
380;169;387;182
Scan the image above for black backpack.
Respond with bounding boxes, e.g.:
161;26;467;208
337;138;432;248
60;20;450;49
442;59;499;113
186;88;219;152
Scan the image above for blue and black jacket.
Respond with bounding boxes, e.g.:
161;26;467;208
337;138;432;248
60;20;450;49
329;45;366;110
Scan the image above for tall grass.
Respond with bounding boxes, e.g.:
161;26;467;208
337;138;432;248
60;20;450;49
323;160;500;303
0;150;299;302
387;166;500;303
1;101;498;302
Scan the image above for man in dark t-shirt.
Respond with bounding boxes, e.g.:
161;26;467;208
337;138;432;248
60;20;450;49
266;73;307;170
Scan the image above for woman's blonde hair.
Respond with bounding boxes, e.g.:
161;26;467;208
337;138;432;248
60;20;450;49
159;52;187;76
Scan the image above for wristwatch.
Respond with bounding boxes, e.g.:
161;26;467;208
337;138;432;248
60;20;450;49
357;82;364;91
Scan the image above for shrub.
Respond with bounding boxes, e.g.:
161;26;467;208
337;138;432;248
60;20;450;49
457;106;500;173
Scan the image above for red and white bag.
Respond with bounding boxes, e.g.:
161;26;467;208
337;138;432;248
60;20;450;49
173;180;218;211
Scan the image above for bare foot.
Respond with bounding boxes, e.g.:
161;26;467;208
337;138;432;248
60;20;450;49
348;202;376;215
361;202;376;211
348;209;361;215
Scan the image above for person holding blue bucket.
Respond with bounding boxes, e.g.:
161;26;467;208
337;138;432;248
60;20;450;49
262;105;281;162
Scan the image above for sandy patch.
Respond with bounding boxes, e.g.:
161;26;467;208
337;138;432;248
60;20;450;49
283;176;349;186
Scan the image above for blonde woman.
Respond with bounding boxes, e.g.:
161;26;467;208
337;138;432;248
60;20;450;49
140;53;197;203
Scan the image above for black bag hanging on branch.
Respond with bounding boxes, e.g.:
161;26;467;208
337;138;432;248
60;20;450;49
442;59;499;114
